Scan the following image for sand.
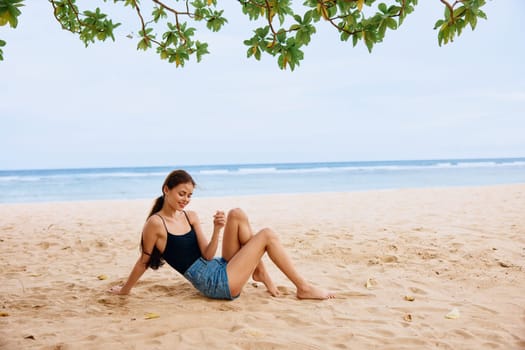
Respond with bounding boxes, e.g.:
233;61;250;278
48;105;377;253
1;184;524;349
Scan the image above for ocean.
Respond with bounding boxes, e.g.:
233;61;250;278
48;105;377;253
1;158;524;203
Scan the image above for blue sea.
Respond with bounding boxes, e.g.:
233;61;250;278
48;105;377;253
1;158;524;203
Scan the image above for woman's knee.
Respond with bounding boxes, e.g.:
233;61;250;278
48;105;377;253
258;227;278;243
227;208;247;221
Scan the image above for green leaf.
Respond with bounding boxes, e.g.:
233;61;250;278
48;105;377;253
152;6;167;22
378;22;387;39
171;47;190;67
303;10;313;24
434;19;445;30
386;18;397;30
246;45;255;59
388;5;401;16
137;38;150;51
276;30;286;43
477;9;487;20
340;29;350;42
123;0;136;8
191;0;206;9
0;2;22;28
195;40;209;62
206;11;227;32
0;38;5;60
255;26;270;38
352;32;359;47
162;30;178;46
468;11;478;29
0;0;24;26
453;6;466;18
363;31;374;52
159;48;169;60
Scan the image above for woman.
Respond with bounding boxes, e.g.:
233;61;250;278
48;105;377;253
109;169;334;300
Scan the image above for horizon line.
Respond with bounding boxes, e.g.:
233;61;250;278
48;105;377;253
1;156;524;173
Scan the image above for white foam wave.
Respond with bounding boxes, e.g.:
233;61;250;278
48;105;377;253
237;167;278;174
192;161;525;177
77;172;167;178
1;160;523;183
199;169;231;175
0;176;42;182
0;172;166;182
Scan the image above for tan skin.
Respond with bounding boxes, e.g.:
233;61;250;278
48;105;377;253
109;182;335;300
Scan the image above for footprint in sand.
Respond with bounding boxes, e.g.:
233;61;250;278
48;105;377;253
381;255;398;263
454;329;474;339
336;291;375;298
217;303;241;312
148;284;172;294
277;286;292;295
95;240;108;248
408;286;428;295
37;241;51;249
242;328;265;338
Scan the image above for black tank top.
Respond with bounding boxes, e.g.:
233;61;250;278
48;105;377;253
157;212;201;274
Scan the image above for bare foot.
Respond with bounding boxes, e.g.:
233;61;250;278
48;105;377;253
253;266;280;297
296;284;335;300
107;285;124;295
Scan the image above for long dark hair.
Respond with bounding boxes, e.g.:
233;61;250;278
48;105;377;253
142;169;196;269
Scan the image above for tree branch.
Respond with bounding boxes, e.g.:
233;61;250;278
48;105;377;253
264;0;278;36
131;0;146;34
50;0;82;33
317;1;361;36
440;0;455;21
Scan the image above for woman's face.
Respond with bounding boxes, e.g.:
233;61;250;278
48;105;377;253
164;182;194;211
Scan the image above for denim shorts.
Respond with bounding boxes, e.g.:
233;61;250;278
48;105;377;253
183;257;236;300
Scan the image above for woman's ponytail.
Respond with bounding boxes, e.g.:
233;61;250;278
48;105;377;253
149;195;164;218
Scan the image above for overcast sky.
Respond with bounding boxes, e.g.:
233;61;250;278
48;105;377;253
1;1;524;170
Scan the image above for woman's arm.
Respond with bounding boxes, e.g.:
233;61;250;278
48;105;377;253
190;210;225;260
112;254;149;295
108;219;161;295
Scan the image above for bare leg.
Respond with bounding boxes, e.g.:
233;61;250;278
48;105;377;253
222;208;279;296
224;210;335;299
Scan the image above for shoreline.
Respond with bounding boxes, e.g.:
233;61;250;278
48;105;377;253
2;182;525;206
2;157;525;205
1;184;524;349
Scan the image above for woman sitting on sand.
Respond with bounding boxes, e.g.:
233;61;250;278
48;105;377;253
109;169;334;300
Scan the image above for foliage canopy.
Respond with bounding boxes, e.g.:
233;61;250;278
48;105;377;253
0;0;488;70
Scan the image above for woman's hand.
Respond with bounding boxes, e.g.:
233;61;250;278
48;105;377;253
213;210;226;230
107;285;129;295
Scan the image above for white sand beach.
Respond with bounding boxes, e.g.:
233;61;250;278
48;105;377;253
1;184;524;349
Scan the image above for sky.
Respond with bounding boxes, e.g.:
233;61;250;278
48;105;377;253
1;1;524;170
